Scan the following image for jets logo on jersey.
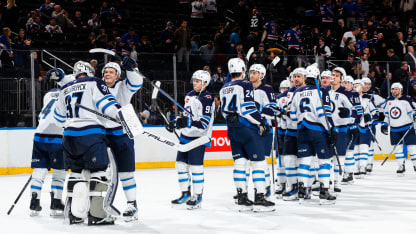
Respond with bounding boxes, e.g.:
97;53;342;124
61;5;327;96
330;100;336;113
101;84;108;92
390;106;401;119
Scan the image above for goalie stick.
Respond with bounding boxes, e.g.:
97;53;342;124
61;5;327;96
76;103;209;152
89;48;193;117
7;175;32;215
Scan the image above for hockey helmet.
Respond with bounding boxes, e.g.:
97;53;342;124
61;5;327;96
192;70;211;87
74;61;95;78
391;82;403;90
228;58;246;78
320;70;332;78
249;64;267;80
292;67;307;77
344;75;354;83
305;65;320;79
279;79;291;91
361;77;371;84
102;62;121;77
332;67;347;81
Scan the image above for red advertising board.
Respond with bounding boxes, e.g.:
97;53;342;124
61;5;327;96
206;130;231;152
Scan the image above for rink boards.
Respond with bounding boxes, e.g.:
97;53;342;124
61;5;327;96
0;125;398;175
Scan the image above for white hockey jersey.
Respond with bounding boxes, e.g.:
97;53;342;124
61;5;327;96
276;90;290;134
103;69;143;135
254;83;277;126
285;86;300;137
54;77;121;136
360;93;378;128
180;90;215;144
329;86;357;130
289;85;334;132
382;95;416;132
220;79;263;129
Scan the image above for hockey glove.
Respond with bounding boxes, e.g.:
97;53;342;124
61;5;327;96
338;107;350;118
259;118;270;137
413;114;416;122
381;125;389;135
373;113;379;121
166;121;176;132
378;112;385;122
45;68;65;83
121;56;137;71
364;114;372;123
349;124;360;139
329;127;338;145
176;116;192;129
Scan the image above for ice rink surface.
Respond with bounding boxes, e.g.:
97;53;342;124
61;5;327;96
0;161;415;234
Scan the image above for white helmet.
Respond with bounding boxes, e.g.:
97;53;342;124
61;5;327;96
249;64;267;79
102;62;121;77
332;67;346;81
279;79;291;91
73;61;95;78
228;58;246;78
353;79;362;86
361;77;371;84
192;70;211;89
320;70;332;78
288;72;294;80
305;65;320;79
391;82;403;90
292;67;307;77
344;75;354;83
57;74;76;87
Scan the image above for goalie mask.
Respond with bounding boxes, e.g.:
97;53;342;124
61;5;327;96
74;61;95;78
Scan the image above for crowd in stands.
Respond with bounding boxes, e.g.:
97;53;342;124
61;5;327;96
2;0;416;125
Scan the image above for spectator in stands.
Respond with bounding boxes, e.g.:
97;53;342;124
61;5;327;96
199;40;215;66
245;30;260;53
0;27;13;66
392;61;409;86
120;27;139;55
356;0;367;27
190;35;200;56
342;53;356;78
389;16;400;32
213;25;228;65
405;19;416;45
45;17;63;34
283;24;303;55
340;25;360;56
373;33;388;61
334;19;346;49
160;21;175;53
323;28;335;51
1;0;18;30
356;32;368;56
174;20;191;71
100;1;110;12
88;12;101;30
391;32;407;60
100;7;121;28
235;42;246;61
229;26;241;54
28;17;44;35
13;29;31;68
232;0;249;36
95;29;108;48
342;0;357;28
334;0;345;21
87;32;97;49
262;19;279;49
26;10;39;32
51;5;73;29
137;36;154;53
320;0;335;31
39;0;55;16
72;11;87;30
409;79;416;100
314;37;332;58
251;43;268;67
212;65;225;92
387;48;401;74
361;53;369;77
213;95;225;123
404;46;416;73
27;51;43;82
344;40;357;59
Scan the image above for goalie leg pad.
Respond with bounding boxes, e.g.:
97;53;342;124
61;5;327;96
118;104;144;139
89;174;109;219
67;172;89;219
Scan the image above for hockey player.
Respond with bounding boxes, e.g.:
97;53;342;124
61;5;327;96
342;75;354;91
329;67;359;193
362;77;386;173
381;83;416;176
249;64;277;198
220;58;275;212
29;68;75;216
289;65;337;204
281;67;307;201
101;57;143;221
54;61;134;225
279;79;291;93
168;70;214;209
352;80;378;179
320;70;332;90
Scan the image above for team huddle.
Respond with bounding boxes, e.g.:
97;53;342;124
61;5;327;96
27;54;416;225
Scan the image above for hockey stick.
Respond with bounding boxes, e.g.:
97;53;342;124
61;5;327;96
246;47;254;62
89;48;193;116
152;81;180;139
381;124;414;166
314;79;342;175
76;103;208;152
7;175;32;215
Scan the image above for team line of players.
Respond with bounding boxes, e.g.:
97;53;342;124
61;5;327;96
27;55;416;224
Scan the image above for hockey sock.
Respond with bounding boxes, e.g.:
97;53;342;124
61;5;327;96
408;145;416;166
395;145;405;166
176;161;190;192
233;158;248;193
353;145;360;173
51;169;66;199
276;154;286;184
119;172;137;202
318;159;332;188
297;156;313;187
31;168;48;199
264;161;271;187
245;160;250;190
190;165;204;195
358;144;369;168
284;155;297;186
309;157;319;186
252;160;266;194
368;141;375;165
334;156;345;182
345;149;355;173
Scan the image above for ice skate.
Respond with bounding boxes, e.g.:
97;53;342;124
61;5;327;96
29;192;42;217
282;183;298;201
319;185;336;205
298;182;311;204
123;201;138;222
236;188;253;212
275;183;285;198
253;189;275;212
396;164;405;177
341;173;354;185
50;192;64;216
366;163;373;174
171;190;191;205
186;194;202;210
